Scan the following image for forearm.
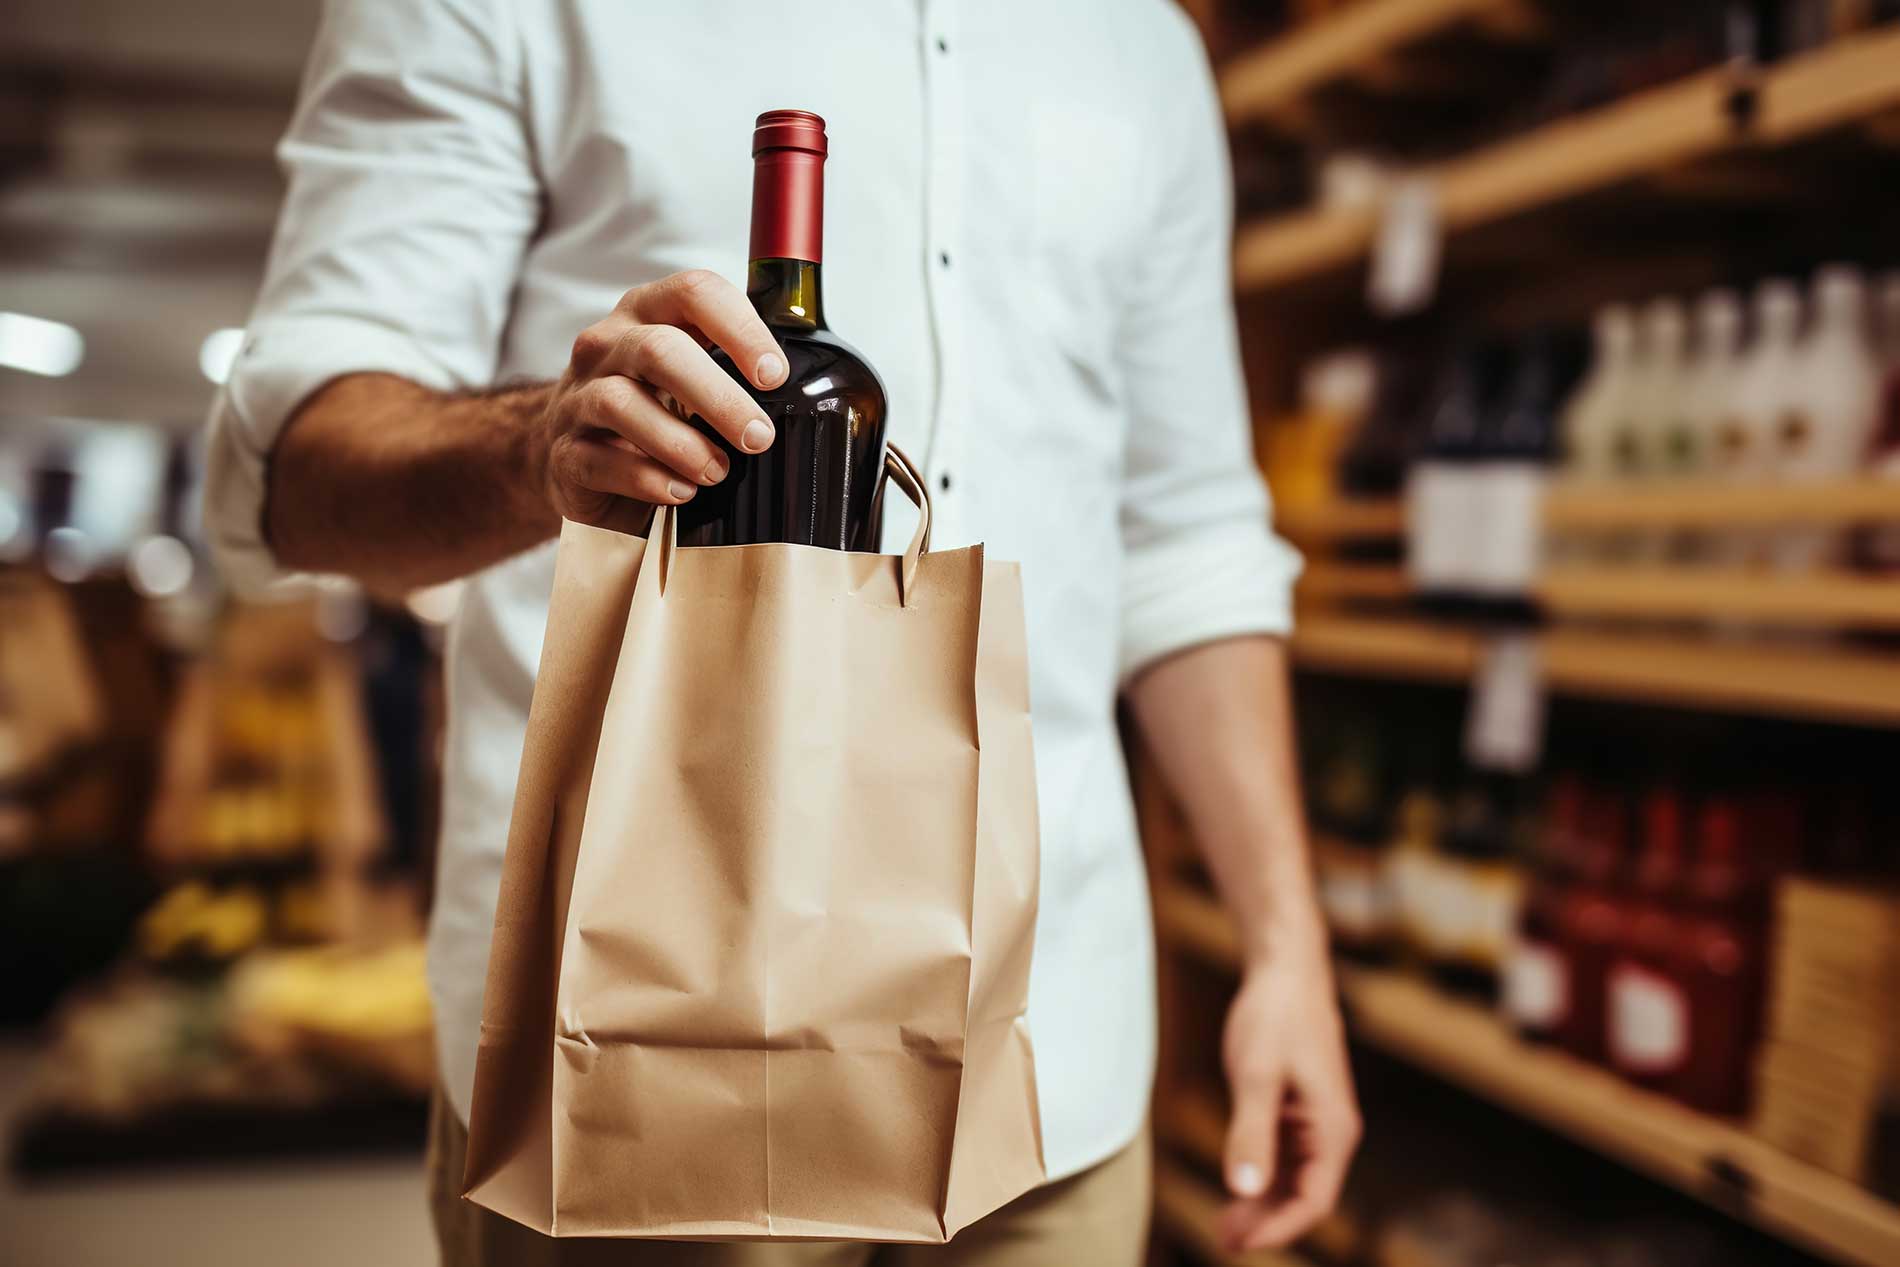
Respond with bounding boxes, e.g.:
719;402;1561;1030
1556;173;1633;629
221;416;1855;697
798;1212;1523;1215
1127;636;1326;970
266;372;559;594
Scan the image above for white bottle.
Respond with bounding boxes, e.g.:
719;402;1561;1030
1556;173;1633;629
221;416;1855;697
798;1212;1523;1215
1631;298;1693;481
1713;280;1805;566
1673;290;1746;561
1683;290;1746;478
1773;265;1881;571
1559;305;1637;483
1864;273;1900;570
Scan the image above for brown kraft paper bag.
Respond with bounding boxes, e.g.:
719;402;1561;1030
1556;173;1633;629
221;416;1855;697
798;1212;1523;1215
462;447;1044;1242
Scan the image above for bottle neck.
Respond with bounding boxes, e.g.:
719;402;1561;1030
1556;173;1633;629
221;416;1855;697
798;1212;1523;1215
748;257;825;331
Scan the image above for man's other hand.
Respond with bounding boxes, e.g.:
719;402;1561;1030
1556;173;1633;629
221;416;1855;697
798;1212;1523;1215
1218;946;1361;1252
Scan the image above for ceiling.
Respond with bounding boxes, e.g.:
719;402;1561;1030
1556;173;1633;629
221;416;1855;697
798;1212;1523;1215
0;0;320;430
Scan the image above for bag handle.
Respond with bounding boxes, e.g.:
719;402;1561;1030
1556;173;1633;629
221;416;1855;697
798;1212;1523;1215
883;442;931;606
640;441;932;605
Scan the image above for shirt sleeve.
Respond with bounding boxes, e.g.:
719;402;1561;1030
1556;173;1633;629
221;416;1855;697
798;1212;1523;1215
203;0;541;594
1113;12;1303;682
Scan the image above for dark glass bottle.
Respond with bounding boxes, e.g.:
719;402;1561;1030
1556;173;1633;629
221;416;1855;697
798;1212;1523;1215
676;110;888;551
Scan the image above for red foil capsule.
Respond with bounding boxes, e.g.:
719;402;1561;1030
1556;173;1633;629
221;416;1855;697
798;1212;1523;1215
749;109;827;264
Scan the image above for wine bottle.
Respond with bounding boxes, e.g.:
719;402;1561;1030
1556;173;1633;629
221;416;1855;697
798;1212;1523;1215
677;110;889;550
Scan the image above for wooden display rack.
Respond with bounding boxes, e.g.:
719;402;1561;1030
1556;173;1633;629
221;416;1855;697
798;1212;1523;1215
1150;9;1900;1267
1230;22;1900;294
1148;880;1900;1267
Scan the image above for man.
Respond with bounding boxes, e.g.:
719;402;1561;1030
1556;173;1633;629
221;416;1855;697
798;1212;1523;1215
205;2;1359;1263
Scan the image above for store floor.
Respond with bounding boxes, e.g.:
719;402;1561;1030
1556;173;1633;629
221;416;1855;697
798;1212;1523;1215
0;1040;437;1267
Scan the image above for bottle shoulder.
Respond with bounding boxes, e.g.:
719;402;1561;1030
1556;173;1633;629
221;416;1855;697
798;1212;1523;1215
713;325;887;418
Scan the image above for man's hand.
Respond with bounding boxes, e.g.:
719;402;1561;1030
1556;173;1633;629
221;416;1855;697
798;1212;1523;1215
532;269;788;532
1218;945;1360;1252
1125;637;1362;1253
266;268;792;594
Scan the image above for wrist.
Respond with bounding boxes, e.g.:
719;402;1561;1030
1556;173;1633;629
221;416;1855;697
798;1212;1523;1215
1230;874;1331;972
508;386;562;533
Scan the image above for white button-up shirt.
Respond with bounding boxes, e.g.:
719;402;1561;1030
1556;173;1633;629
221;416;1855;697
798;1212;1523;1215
205;0;1300;1184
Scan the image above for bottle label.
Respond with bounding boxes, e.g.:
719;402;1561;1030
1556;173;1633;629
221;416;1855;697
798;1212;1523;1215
1405;462;1473;591
1504;938;1568;1028
1469;462;1545;596
1466;634;1545;775
1607;962;1689;1074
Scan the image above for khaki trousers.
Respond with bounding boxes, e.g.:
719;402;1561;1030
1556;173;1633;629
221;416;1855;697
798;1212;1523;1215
427;1092;1150;1267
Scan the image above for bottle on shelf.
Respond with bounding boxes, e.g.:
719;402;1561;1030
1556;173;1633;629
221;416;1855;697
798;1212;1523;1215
1424;774;1526;1002
678;110;889;551
1406;343;1501;616
1710;279;1805;566
1670;795;1768;1116
1310;718;1398;962
1503;773;1582;1044
1557;779;1630;1065
1606;783;1692;1092
1683;289;1746;479
1860;270;1900;571
1633;297;1695;480
1559;304;1639;485
1772;264;1882;572
1470;329;1581;621
1265;349;1375;516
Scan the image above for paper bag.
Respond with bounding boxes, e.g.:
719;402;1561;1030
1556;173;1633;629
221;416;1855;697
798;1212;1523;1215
463;446;1044;1242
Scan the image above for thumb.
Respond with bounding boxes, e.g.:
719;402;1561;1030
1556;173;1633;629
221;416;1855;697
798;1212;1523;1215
1224;1069;1282;1200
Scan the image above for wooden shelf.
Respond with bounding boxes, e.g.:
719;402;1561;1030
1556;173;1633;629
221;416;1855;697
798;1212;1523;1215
1289;614;1900;727
1220;0;1534;126
1545;478;1900;531
1280;479;1900;543
1298;561;1900;631
1154;1156;1322;1267
1233;23;1900;293
1151;881;1900;1267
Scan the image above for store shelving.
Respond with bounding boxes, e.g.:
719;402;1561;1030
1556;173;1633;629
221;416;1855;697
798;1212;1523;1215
1231;23;1900;294
1218;0;1540;126
1151;879;1900;1267
1289;614;1900;728
1278;478;1900;543
1298;561;1900;630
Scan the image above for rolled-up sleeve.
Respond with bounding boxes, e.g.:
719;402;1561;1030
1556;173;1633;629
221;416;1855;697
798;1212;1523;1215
203;0;540;594
1114;15;1303;681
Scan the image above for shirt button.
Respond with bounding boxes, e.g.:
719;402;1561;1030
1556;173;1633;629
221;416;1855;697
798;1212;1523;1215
935;37;949;54
939;473;952;492
938;250;951;269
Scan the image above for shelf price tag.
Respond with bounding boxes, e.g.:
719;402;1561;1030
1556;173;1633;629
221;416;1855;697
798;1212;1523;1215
1465;633;1545;774
1368;177;1442;316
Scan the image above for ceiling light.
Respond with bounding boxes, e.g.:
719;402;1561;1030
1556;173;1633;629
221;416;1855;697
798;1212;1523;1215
0;312;85;377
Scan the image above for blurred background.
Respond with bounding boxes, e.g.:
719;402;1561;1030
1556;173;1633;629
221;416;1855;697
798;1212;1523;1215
2;2;1898;1267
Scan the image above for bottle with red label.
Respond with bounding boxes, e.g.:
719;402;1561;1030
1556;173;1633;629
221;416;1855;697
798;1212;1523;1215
1606;785;1691;1091
1669;795;1767;1116
1556;780;1629;1065
1503;774;1582;1043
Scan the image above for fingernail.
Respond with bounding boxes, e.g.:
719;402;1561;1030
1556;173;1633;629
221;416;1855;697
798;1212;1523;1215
757;353;786;386
1230;1163;1265;1198
700;453;729;484
667;480;694;501
741;420;774;453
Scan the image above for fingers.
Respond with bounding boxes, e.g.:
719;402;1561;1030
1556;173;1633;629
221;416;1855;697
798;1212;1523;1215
622;269;787;392
571;376;730;486
600;321;776;455
549;432;699;508
1221;1097;1363;1253
1223;1063;1282;1203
